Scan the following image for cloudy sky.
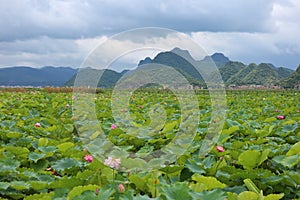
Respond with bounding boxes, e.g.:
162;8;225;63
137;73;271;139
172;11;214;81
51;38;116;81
0;0;300;70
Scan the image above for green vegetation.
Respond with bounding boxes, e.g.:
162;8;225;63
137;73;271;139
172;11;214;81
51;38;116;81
227;63;257;85
241;63;280;85
210;61;246;83
65;68;124;88
0;66;77;87
146;50;204;86
0;89;299;199
282;65;300;88
223;63;294;86
0;48;297;88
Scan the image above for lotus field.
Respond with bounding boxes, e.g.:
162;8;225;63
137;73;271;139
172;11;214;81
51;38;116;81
0;89;299;200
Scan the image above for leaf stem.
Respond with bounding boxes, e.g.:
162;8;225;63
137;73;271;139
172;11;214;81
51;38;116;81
113;169;115;183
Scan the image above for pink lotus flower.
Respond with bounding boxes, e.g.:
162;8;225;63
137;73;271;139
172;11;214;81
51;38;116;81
216;145;225;152
104;157;121;170
95;188;99;195
277;115;285;120
111;124;117;130
35;123;41;128
84;155;93;162
118;183;125;193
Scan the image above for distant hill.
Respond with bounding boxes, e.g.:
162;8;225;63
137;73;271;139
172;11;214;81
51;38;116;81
66;48;231;88
147;48;293;87
281;65;300;88
0;66;77;87
241;63;281;85
276;67;294;79
137;48;232;87
226;63;257;85
138;48;205;86
203;57;294;87
224;63;293;86
65;68;123;88
0;48;297;88
202;53;230;68
209;61;246;83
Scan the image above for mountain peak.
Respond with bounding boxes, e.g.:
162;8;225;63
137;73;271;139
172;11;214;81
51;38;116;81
170;47;195;62
296;64;300;73
138;57;152;66
170;47;189;55
202;52;230;68
211;52;228;60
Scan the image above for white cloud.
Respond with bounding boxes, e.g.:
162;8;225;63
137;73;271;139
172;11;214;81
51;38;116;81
189;0;300;69
0;0;279;41
0;36;107;67
0;0;299;69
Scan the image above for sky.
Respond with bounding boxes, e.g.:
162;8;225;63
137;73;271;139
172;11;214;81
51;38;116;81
0;0;300;70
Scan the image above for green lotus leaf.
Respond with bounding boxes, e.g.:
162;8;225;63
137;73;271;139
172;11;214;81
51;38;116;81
28;152;46;163
10;181;30;190
24;192;54;200
38;138;49;147
237;191;258;200
68;184;99;199
6;132;23;139
190;189;227;200
281;123;298;133
273;155;300;168
264;193;284;200
0;157;20;172
0;182;10;190
286;141;300;156
192;174;226;190
28;181;48;190
52;158;81;171
160;182;192;200
238;150;260;169
56;142;75;152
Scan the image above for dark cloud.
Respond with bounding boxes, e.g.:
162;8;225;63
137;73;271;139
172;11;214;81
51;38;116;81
0;0;299;69
0;0;278;42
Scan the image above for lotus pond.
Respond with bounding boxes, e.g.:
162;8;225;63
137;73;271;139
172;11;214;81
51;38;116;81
0;89;299;200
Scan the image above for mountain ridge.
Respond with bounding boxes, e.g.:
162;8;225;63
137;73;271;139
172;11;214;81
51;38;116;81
0;48;298;88
0;66;77;87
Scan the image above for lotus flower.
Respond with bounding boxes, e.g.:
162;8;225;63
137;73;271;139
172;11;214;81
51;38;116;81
277;115;285;120
216;145;225;152
111;124;117;130
104;157;121;170
84;155;93;162
35;122;41;128
95;188;99;195
118;183;125;193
